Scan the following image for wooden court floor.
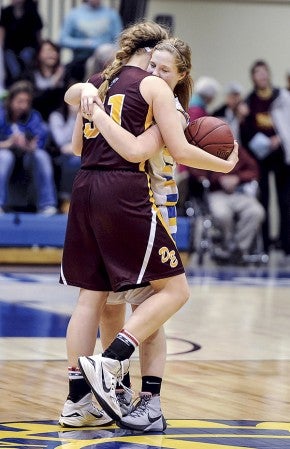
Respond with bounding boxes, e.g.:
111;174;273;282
1;254;290;448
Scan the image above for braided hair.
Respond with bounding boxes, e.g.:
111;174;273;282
98;20;169;101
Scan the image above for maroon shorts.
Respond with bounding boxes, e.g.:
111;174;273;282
60;169;184;292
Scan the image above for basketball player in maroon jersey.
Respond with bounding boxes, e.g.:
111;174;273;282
61;20;239;426
68;37;193;432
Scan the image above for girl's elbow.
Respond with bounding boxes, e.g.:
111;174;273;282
73;148;82;156
174;153;186;165
125;146;147;163
166;147;184;164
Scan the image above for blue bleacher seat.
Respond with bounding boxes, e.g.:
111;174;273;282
0;213;191;251
0;213;68;247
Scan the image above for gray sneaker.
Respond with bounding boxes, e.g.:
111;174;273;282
116;388;134;416
58;393;113;427
78;354;130;421
117;393;167;432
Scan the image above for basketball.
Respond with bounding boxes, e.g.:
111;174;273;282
184;116;234;160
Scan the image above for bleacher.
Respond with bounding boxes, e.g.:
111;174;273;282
0;213;191;264
0;213;67;264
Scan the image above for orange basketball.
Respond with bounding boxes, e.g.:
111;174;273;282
184;116;234;160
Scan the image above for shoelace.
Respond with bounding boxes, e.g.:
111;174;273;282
106;361;124;392
116;384;134;404
109;360;131;405
129;395;151;417
115;360;130;385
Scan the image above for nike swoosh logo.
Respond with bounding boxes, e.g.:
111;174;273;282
145;381;160;385
89;411;102;419
101;364;111;393
61;412;81;418
148;414;162;423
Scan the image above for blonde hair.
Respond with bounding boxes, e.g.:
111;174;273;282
154;37;193;111
98;20;169;100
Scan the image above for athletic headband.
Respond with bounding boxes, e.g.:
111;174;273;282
136;39;162;50
158;42;184;59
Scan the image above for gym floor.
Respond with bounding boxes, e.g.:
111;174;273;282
1;249;290;448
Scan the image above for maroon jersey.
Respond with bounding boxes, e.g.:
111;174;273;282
60;65;185;292
81;66;154;170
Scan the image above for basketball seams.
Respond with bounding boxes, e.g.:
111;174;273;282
184;116;234;160
196;124;228;145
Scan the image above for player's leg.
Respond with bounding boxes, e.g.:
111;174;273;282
59;289;113;427
122;273;189;342
67;289;108;366
100;300;134;416
119;309;167;431
100;302;126;349
78;273;189;421
139;325;166;382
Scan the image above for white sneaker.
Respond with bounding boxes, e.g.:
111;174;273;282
118;393;167;432
59;393;113;427
78;354;130;421
116;388;134;416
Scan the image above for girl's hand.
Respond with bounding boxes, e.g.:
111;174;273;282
82;99;105;121
81;83;100;116
226;140;239;171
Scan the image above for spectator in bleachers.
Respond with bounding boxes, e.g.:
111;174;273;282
26;39;66;122
0;0;43;88
0;80;57;215
48;102;80;213
84;42;117;81
182;147;265;265
240;60;290;260
206;148;264;264
188;76;220;121
213;81;249;142
177;76;221;209
59;0;122;82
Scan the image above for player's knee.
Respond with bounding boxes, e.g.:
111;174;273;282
175;281;190;307
182;284;190;305
101;303;125;327
169;275;190;306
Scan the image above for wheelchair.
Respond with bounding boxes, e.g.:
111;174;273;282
179;177;269;267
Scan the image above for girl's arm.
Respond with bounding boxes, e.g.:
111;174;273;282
66;80;238;172
90;105;163;162
65;82;164;161
64;82;99;106
142;76;238;173
71;111;83;156
89;98;238;172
